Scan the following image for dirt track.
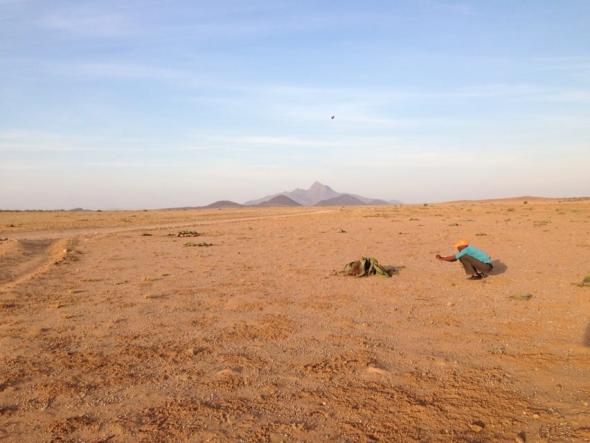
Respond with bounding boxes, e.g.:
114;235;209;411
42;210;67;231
0;201;589;442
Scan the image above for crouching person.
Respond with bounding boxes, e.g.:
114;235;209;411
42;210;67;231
436;240;493;280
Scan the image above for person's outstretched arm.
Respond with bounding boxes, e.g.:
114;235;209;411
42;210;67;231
436;254;457;262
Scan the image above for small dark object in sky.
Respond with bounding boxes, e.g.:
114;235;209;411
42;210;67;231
330;115;335;120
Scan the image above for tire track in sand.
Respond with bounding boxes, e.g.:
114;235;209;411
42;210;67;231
0;238;76;292
4;209;337;241
0;209;334;290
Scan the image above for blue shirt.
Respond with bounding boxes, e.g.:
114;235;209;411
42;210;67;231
455;245;492;264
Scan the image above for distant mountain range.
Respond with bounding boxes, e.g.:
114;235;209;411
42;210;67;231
245;182;398;206
204;182;400;208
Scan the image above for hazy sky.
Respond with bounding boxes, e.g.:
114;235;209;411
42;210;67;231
1;0;589;209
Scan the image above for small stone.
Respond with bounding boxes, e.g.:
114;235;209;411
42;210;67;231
469;420;485;433
186;346;207;356
510;293;533;300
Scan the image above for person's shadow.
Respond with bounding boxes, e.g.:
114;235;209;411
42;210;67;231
584;322;590;347
490;260;508;275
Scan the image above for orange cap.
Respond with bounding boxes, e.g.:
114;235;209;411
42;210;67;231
453;239;469;249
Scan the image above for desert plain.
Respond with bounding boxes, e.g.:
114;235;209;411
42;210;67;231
0;199;589;442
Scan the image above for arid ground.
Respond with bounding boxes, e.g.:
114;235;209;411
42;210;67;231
1;200;589;442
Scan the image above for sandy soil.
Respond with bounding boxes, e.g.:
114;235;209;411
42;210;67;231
0;201;589;442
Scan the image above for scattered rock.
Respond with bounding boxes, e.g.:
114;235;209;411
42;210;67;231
144;294;166;300
469;420;485;433
509;293;533;301
141;233;153;236
177;230;201;237
184;242;213;247
516;431;527;442
216;368;242;378
186;346;208;356
489;345;507;355
366;365;389;376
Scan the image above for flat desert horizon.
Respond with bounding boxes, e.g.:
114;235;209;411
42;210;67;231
1;199;589;442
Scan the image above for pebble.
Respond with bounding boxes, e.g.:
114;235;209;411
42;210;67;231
469;420;485;433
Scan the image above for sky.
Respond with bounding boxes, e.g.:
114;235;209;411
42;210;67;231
1;0;589;209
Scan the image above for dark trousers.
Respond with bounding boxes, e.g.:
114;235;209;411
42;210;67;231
459;255;493;275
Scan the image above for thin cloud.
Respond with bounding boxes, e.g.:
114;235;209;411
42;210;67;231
26;56;590;106
30;2;393;41
36;6;135;37
0;131;171;152
47;62;193;82
203;135;342;148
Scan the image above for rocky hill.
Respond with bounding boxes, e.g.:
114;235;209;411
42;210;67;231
204;200;243;208
256;195;302;207
246;182;399;206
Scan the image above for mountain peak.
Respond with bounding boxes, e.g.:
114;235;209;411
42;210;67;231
245;182;399;206
309;181;331;190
